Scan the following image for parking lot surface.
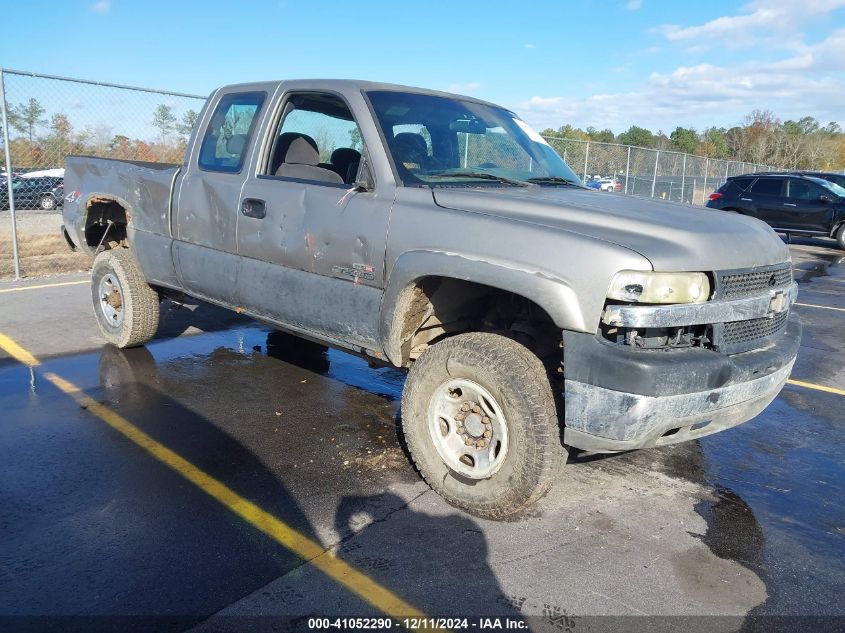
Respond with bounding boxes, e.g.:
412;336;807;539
1;238;843;632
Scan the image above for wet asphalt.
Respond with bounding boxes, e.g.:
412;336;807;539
0;237;843;633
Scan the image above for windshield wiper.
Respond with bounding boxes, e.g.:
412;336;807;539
425;171;530;186
525;176;583;187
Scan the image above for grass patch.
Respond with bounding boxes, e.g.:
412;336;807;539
0;233;90;279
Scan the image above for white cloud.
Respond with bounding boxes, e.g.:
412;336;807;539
659;0;845;47
91;0;111;12
625;0;643;10
447;82;481;94
515;28;845;132
524;43;536;49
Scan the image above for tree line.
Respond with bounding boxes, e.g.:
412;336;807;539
541;110;845;171
3;97;844;173
2;98;199;169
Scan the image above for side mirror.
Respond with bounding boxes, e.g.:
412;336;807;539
353;153;375;192
819;194;833;203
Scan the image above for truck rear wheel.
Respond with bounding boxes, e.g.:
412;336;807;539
91;249;160;348
401;332;565;519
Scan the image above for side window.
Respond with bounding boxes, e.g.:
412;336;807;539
731;177;753;191
787;179;823;200
198;92;265;173
750;178;784;197
265;93;364;185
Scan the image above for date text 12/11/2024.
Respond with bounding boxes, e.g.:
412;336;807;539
307;617;529;629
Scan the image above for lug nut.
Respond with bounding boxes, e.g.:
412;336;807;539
476;439;486;448
472;405;481;413
457;426;465;434
482;416;490;424
465;437;474;447
483;430;492;438
461;403;470;412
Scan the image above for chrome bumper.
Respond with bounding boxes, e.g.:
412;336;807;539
602;282;798;328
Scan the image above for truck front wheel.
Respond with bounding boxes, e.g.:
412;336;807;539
91;249;160;348
401;332;565;519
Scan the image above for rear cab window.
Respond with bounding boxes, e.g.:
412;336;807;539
198;92;266;173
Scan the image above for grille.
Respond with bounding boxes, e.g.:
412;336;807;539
717;264;793;299
717;310;789;354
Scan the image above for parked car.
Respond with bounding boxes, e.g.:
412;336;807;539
585;177;620;192
0;176;64;211
62;79;799;518
707;172;845;249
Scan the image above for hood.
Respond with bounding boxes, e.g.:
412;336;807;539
432;186;790;271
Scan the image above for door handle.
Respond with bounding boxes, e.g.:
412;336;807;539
783;203;797;207
740;197;752;202
241;198;266;219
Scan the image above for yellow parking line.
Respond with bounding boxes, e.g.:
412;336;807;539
786;379;845;397
0;279;89;294
795;302;845;313
0;332;40;367
0;331;426;620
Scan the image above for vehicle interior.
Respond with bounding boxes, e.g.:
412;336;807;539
265;93;364;185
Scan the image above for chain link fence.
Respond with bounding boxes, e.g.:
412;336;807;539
0;68;799;279
542;137;781;205
0;69;205;278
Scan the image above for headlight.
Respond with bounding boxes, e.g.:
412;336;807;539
607;271;711;304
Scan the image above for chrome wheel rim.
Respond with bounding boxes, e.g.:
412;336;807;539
427;378;509;479
40;196;53;209
98;273;124;328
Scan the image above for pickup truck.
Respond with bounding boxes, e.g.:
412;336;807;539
62;80;801;519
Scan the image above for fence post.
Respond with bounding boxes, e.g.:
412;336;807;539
651;150;659;198
703;157;709;199
583;141;589;181
681;154;687;203
624;145;631;194
0;69;21;280
725;161;730;181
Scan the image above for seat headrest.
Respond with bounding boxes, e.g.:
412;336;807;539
284;136;320;166
394;132;428;155
226;134;247;156
331;147;361;168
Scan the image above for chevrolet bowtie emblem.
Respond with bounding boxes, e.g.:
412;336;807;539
768;290;787;316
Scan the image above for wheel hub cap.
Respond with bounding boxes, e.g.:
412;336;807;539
427;379;509;479
98;273;125;327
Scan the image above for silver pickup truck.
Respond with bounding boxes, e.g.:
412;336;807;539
62;80;800;518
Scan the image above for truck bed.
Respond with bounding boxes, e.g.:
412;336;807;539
63;155;180;255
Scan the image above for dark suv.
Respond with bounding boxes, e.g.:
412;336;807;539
0;176;64;211
707;173;845;249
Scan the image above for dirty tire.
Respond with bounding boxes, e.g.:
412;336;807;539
91;248;160;348
401;332;565;519
836;224;845;250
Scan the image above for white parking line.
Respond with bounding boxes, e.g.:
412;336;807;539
795;302;845;313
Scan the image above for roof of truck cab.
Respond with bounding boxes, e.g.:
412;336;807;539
213;79;509;111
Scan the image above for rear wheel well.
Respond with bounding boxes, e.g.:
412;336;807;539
394;277;561;368
722;207;743;214
84;197;129;250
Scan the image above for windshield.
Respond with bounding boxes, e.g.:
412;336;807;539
366;90;582;187
810;177;845;198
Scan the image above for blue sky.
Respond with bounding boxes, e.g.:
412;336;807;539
2;0;844;134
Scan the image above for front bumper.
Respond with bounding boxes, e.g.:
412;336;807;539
562;315;801;452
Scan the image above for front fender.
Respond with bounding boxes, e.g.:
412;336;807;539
379;249;586;366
